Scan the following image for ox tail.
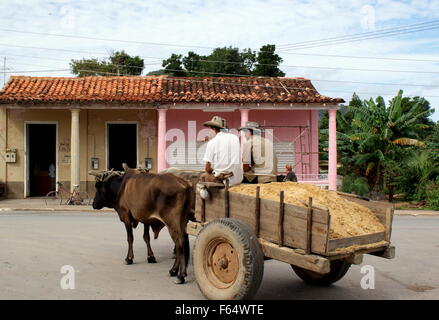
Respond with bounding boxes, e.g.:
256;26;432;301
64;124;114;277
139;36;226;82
184;184;196;223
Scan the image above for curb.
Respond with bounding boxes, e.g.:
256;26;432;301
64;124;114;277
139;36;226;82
394;212;439;216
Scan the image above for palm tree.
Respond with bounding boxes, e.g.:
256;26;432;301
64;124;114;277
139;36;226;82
398;151;439;201
346;90;430;195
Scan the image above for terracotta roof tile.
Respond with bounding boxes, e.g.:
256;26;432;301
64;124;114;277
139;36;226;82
0;75;344;105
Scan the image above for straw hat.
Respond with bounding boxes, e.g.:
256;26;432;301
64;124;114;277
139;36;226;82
239;121;261;131
203;116;227;129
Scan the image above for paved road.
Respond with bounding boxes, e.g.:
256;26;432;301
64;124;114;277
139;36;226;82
0;211;438;300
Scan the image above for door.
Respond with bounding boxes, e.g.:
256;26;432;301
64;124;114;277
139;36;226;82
274;141;295;174
27;124;56;197
107;123;137;171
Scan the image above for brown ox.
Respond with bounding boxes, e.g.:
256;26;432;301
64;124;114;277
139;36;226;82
91;166;193;284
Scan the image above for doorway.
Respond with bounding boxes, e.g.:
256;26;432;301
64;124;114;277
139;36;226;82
26;123;57;197
107;123;137;171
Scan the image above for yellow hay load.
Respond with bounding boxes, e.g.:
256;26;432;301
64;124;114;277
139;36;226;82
229;182;385;239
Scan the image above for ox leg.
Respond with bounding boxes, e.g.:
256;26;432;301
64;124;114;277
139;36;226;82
169;242;180;277
183;233;189;271
176;233;189;284
124;223;134;265
169;230;189;284
143;224;157;263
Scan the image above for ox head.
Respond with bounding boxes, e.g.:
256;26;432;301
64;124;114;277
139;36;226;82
89;169;124;209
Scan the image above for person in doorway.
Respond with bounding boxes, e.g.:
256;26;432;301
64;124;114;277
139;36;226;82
200;116;243;186
284;164;298;182
239;121;277;184
49;163;56;191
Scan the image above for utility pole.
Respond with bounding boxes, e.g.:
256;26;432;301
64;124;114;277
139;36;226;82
3;57;5;86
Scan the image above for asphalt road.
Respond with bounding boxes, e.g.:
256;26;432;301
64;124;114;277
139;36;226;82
0;211;438;300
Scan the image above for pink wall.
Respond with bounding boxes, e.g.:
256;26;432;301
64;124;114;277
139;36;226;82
165;109;319;175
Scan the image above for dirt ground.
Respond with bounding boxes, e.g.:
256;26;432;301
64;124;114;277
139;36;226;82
0;211;438;300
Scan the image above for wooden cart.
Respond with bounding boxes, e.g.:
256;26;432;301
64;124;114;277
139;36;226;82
187;182;395;300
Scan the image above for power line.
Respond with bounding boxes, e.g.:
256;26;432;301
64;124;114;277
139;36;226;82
4;69;70;74
2;47;439;75
6;57;161;69
274;52;439;63
0;28;215;50
0;43;114;55
278;24;439;51
1;40;439;65
2;56;5;85
5;59;439;89
4;46;439;70
2;20;439;57
278;20;439;50
278;19;439;48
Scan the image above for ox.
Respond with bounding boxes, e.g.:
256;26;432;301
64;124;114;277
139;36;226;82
90;166;193;284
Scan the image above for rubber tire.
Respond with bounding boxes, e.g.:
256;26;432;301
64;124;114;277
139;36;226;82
193;218;264;300
291;260;351;286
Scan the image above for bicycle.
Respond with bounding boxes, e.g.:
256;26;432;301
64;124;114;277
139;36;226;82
45;182;91;206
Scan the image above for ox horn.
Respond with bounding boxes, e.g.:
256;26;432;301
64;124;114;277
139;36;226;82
88;170;104;177
122;163;131;171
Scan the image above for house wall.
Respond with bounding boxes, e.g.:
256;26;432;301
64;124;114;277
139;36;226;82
0;105;319;198
165;109;319;175
249;109;319;175
4;109;72;198
1;107;157;198
0;107;8;194
85;109;157;193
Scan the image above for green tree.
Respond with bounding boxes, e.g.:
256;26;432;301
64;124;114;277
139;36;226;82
109;51;144;76
426;121;439;154
395;150;439;201
205;46;252;76
253;44;285;77
391;96;435;140
151;44;284;77
319;93;360;165
70;50;144;76
346;90;429;194
182;51;205;76
162;54;186;76
146;69;167;76
319;92;437;201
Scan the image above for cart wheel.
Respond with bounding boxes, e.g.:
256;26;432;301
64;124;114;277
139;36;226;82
193;218;264;300
291;260;351;286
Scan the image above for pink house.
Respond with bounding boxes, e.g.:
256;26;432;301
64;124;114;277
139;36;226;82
0;75;343;198
155;76;344;190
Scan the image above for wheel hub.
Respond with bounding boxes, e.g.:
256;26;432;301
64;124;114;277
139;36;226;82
206;239;239;288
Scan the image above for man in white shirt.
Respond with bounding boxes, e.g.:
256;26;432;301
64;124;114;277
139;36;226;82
200;116;243;186
239;121;277;183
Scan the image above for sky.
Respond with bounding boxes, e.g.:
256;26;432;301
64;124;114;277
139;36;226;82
0;0;438;121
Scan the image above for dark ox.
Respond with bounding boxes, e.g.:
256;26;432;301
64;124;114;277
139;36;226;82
90;166;193;284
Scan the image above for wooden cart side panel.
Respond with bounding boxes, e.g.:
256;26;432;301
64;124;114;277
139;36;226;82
195;189;329;255
337;194;393;225
385;207;394;242
327;232;386;252
195;192;225;221
258;200;328;255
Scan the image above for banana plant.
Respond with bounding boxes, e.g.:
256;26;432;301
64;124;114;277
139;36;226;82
346;90;430;193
